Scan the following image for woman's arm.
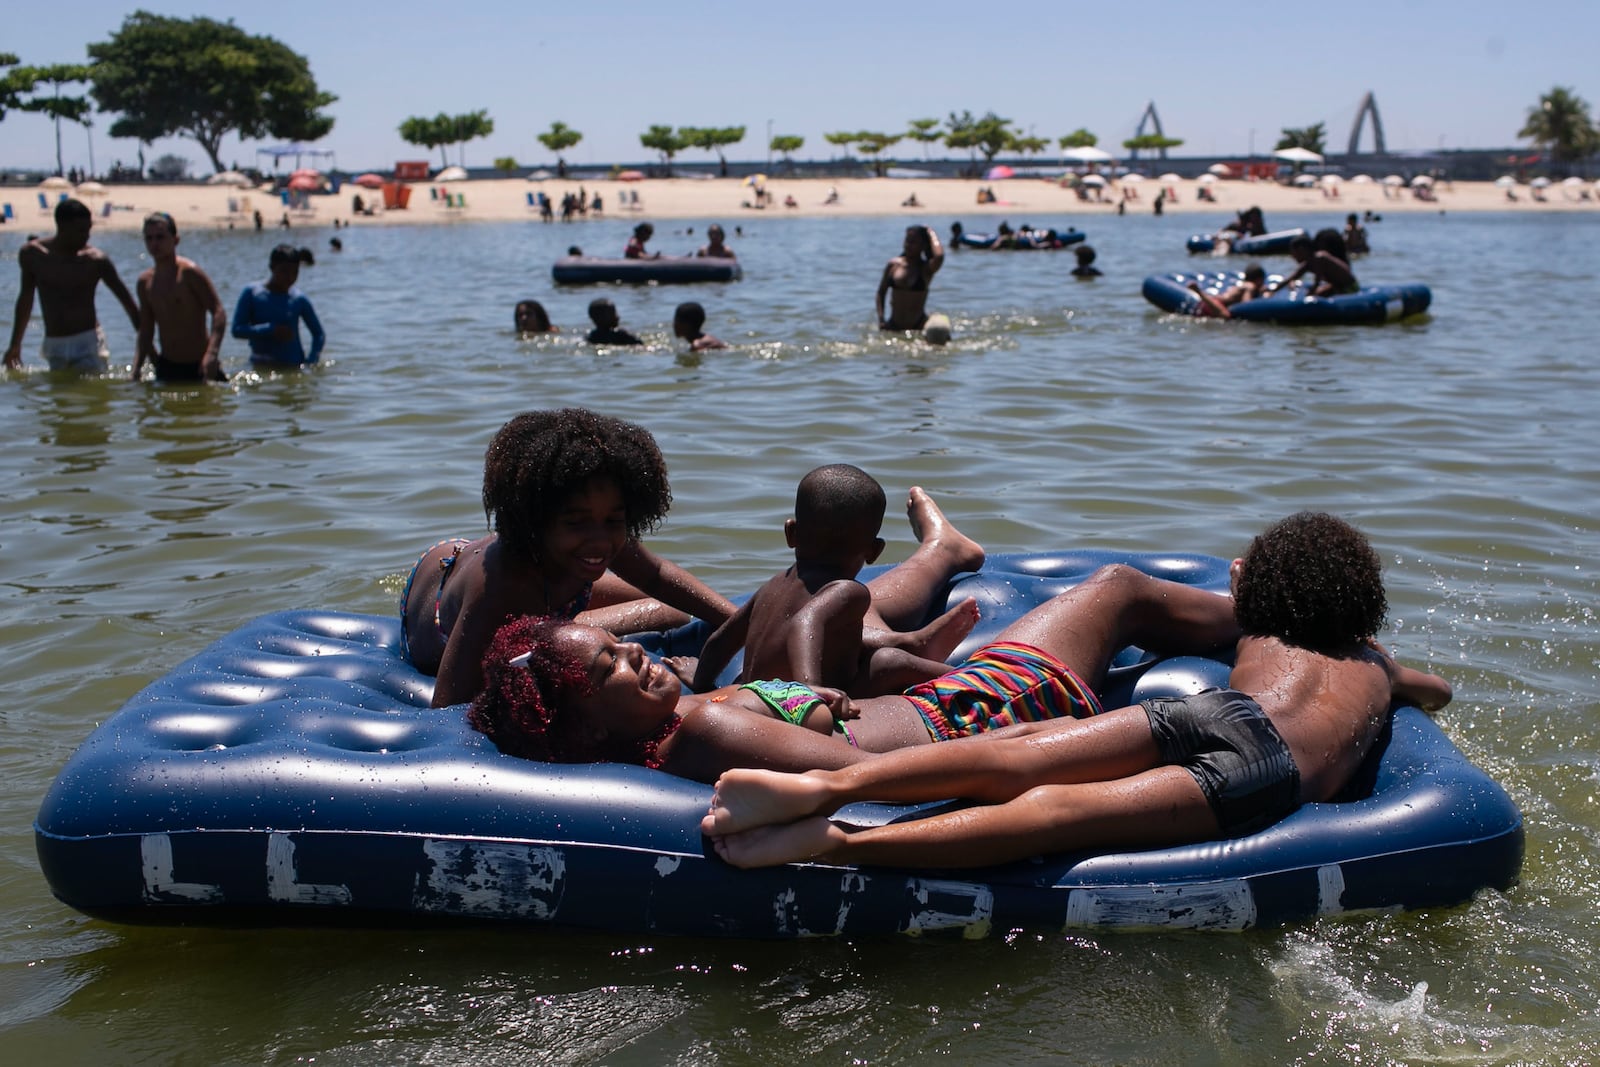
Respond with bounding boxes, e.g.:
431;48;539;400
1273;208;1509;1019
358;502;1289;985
610;540;736;625
923;227;945;277
875;262;894;324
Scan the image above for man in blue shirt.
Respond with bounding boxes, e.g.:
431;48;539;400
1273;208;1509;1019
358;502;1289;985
232;244;325;367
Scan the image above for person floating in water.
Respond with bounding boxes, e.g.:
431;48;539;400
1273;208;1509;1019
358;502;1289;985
1070;245;1102;278
514;300;557;335
672;301;725;351
585;298;643;346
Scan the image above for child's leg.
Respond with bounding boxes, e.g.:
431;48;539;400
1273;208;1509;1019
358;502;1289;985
864;487;985;630
855;645;955;696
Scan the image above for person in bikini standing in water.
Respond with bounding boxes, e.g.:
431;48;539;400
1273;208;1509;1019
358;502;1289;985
876;225;943;332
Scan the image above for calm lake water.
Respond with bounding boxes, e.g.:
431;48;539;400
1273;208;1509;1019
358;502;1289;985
2;203;1598;1064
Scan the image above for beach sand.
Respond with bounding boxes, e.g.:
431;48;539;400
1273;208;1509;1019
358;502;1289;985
11;174;1594;233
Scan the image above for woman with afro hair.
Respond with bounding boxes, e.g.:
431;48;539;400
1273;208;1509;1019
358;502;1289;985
402;408;736;707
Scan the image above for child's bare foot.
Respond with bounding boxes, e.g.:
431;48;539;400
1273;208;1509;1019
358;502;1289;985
700;768;832;837
906;487;985;574
709;817;847;868
884;596;980;662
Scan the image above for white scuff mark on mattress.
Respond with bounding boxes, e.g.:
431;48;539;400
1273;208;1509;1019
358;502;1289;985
140;834;224;903
1317;864;1347;914
905;878;994;939
1064;881;1257;930
414;839;566;919
266;833;353;905
654;855;681;877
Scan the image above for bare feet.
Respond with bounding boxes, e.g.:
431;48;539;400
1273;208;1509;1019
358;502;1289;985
878;596;980;662
700;768;833;838
709;817;847;868
906;487;985;574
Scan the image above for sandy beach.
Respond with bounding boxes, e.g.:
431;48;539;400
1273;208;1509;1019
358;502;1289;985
8;174;1595;234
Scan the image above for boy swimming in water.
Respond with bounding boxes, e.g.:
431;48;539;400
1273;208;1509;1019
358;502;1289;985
672;302;726;351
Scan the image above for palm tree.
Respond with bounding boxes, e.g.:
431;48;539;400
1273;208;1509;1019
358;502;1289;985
1519;86;1600;172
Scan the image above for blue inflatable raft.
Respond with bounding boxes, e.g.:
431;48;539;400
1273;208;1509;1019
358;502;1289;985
1143;270;1433;325
34;551;1518;937
551;256;741;285
952;227;1086;250
1186;228;1308;255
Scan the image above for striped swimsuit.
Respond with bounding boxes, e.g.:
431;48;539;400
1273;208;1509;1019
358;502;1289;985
901;641;1103;741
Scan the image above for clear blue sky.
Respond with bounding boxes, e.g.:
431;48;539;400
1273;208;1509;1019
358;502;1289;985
4;1;1596;174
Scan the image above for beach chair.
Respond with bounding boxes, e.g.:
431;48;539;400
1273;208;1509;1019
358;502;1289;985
37;193;50;212
100;201;112;218
3;203;14;221
526;191;537;208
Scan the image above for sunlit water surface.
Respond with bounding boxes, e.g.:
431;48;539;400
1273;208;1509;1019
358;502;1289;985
2;205;1597;1064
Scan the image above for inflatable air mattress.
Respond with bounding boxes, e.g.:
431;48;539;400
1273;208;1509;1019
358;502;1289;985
35;551;1516;937
1143;270;1433;325
1186;228;1308;255
953;228;1086;250
552;256;741;285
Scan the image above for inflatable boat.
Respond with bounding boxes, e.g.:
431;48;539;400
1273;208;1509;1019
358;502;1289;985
1186;228;1308;255
1143;270;1433;325
551;256;741;285
35;550;1517;937
952;226;1086;250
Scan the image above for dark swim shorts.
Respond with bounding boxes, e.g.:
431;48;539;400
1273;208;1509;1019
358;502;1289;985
1141;687;1301;836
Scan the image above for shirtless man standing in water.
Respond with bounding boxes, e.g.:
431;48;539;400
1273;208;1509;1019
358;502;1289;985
4;198;139;374
876;225;944;331
133;213;228;382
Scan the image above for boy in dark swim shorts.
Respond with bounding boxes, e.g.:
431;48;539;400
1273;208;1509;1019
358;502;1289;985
703;512;1457;871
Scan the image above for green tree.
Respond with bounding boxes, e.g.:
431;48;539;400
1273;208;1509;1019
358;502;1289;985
1275;123;1326;155
1;53;34;120
1012;135;1049;159
770;134;804;167
640;124;686;173
824;130;860;159
451;109;493;167
679;125;745;176
87;12;335;174
399;114;452;167
11;63;92;176
855;131;902;176
537;120;582;176
1058;128;1098;149
968;112;1017;163
1519;86;1600;169
905;117;942;159
1122;133;1185;160
944;110;978;159
493;156;519;175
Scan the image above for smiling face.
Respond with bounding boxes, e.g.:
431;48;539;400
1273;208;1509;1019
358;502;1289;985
551;623;682;742
538;477;629;588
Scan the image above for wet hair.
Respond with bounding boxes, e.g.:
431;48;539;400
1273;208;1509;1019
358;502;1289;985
142;212;177;237
1075;244;1097;264
515;299;552;332
587;297;616;326
1288;235;1314;255
707;224;725;240
481;408;672;558
793;464;886;559
633;222;653;239
673;301;706;330
1233;512;1388;653
1243;263;1267;283
54;198;91;224
1346;213;1360;226
1313;228;1350;262
469;616;594;763
470;615;682;767
269;243;302;266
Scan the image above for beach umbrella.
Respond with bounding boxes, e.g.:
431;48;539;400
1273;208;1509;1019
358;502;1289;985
1529;176;1551;188
352;173;386;189
40;175;71;190
1293;173;1317;187
436;166;468;182
1206;163;1232;176
1079;173;1107;187
1320;173;1343;186
1062;146;1113;163
984;165;1015;180
1273;147;1324;164
528;169;553;181
744;173;768;187
1350;174;1374;184
1411;175;1435;187
74;180;108;196
1493;176;1517;187
207;170;253;186
1158;172;1183;183
1121;172;1145;183
1382;175;1405;187
1561;176;1585;187
287;173;321;191
1197;173;1218;184
289;167;322;180
616;170;646;182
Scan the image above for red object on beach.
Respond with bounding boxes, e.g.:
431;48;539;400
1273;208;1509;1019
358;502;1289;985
353;173;385;189
287;174;321;191
616;170;646;182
